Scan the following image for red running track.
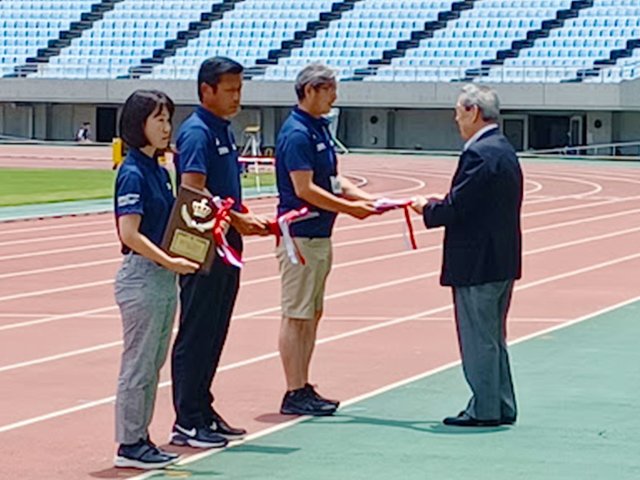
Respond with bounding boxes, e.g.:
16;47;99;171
0;155;639;479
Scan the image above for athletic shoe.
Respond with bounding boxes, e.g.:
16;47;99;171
146;438;179;460
280;387;337;416
169;424;228;449
304;383;340;409
210;411;247;440
114;439;178;470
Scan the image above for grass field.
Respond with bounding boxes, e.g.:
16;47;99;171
0;169;275;206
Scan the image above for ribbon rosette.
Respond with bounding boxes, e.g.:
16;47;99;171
373;197;418;250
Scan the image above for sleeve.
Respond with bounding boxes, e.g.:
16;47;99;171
281;131;314;173
176;127;209;176
115;169;144;217
424;150;489;228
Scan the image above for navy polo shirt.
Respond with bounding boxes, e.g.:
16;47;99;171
276;107;338;238
175;106;242;208
114;149;175;254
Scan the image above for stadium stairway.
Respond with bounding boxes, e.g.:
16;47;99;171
243;0;365;79
123;0;244;79
343;0;477;81
124;0;365;79
568;36;640;82
5;0;124;78
460;0;595;81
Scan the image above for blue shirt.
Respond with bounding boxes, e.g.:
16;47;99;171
276;107;338;238
175;106;242;209
114;149;175;254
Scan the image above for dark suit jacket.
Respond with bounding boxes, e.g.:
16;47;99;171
423;128;523;287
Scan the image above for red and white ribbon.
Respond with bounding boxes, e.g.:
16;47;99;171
373;198;417;250
268;207;316;265
210;196;244;269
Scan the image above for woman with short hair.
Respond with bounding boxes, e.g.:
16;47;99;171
113;90;198;469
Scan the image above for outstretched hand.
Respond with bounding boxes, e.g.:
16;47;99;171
411;196;428;214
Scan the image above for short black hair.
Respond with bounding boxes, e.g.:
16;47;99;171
197;56;244;101
119;90;175;149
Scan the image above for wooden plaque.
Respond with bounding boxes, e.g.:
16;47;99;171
161;185;217;274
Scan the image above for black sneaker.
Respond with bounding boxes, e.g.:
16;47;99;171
169;424;228;449
280;387;338;416
210;411;247;440
146;438;179;460
114;439;178;470
305;383;340;409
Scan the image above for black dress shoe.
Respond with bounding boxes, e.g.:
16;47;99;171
443;412;500;427
500;417;517;425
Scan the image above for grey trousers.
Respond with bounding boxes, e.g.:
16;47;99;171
453;279;517;421
114;253;177;444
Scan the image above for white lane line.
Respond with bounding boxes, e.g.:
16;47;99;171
0;243;117;262
154;292;640;477
5;198;640;282
0;230;114;248
0;280;113;304
6;267;635;449
0;219;112;237
245;315;567;323
3;200;640;325
0;187;638;267
3;223;640;372
0;259;120;280
524;179;543;195
0;306;117;332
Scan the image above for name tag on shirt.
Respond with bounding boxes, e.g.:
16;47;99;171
330;176;342;195
316;142;327;152
218;146;230;155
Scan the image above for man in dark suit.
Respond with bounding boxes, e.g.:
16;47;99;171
412;85;523;427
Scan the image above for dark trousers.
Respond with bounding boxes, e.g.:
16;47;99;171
452;279;517;422
171;231;242;429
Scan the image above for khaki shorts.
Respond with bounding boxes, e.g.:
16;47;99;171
276;237;332;320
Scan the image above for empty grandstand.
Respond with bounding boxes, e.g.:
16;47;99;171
0;0;638;152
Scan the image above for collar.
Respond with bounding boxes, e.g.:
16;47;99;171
196;106;231;131
463;123;499;151
129;148;158;166
293;107;331;129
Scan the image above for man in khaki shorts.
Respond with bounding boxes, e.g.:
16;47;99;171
275;63;380;416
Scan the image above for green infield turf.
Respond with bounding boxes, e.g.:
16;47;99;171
0;169;276;206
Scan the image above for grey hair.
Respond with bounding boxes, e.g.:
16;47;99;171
295;63;336;100
459;84;500;121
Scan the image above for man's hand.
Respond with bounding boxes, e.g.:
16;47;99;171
411;196;428;214
346;200;380;220
231;210;270;236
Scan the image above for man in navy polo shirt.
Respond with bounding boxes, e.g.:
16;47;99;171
170;57;269;449
276;63;380;416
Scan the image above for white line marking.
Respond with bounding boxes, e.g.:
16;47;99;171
0;230;113;248
0;259;119;280
127;292;640;479
0;280;113;303
0;243;117;262
2;229;640;373
3;203;640;325
0;306;117;332
0;219;112;237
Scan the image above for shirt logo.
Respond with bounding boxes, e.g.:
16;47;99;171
166;182;172;190
218;147;230;155
117;193;140;208
316;142;326;152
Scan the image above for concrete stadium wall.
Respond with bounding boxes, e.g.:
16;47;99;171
0;78;638;151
